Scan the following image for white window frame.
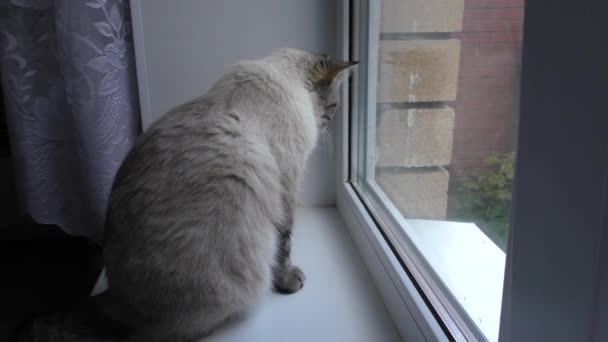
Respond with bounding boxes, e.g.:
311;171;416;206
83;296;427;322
335;1;449;340
335;1;608;341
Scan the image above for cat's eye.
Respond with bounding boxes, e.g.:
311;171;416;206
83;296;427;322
326;103;337;110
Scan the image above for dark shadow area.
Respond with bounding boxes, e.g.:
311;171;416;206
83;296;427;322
0;224;102;341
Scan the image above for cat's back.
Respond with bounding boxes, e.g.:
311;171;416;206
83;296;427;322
105;97;283;240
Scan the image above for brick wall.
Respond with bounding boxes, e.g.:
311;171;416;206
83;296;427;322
450;0;525;177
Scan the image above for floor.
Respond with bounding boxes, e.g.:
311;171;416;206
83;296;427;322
0;224;102;340
2;209;401;341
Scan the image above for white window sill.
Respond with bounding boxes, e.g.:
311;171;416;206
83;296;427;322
337;182;506;341
93;208;401;342
404;219;506;341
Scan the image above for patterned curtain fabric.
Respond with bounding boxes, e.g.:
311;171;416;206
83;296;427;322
0;0;140;243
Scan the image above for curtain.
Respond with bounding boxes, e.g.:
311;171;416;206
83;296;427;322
0;0;140;243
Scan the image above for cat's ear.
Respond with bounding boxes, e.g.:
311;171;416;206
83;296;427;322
327;59;359;81
311;57;359;86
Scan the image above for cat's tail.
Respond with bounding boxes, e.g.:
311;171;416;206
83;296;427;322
9;291;131;342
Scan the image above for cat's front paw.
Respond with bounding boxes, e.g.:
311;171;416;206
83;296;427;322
274;265;305;294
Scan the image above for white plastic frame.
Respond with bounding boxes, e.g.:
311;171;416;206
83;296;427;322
335;1;449;341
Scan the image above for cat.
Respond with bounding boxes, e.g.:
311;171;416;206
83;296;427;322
12;48;356;342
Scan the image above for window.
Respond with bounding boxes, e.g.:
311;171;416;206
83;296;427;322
338;1;608;342
345;0;524;340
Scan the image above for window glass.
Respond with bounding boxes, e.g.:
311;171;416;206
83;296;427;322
351;1;525;340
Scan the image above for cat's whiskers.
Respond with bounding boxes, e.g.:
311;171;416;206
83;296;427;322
319;125;334;159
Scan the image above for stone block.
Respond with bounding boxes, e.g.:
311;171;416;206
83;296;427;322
376;167;449;220
381;0;465;33
377;40;461;103
377;107;455;167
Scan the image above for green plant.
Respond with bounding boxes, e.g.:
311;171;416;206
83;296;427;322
457;152;516;245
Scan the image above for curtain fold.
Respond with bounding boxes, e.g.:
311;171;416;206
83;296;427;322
0;0;140;243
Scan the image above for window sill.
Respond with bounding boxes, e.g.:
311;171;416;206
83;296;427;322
403;219;506;341
337;182;506;341
92;208;401;341
368;180;506;340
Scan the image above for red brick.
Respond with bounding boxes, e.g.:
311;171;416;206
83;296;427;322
455;154;494;166
493;31;521;42
464;8;524;21
462;41;516;49
479;43;519;54
461;80;518;91
458;84;519;101
459;64;510;78
460;32;495;43
458;93;493;107
476;43;512;52
457;133;513;151
461;100;517;112
456;127;513;141
513;30;524;41
464;9;496;21
465;0;486;8
494;8;524;20
459;84;520;101
453;156;486;167
482;0;521;7
455;89;519;107
451;32;464;40
460;51;520;67
460;116;515;129
458;77;519;93
458;87;518;103
454;145;509;158
467;43;521;65
466;0;526;8
508;21;524;31
456;107;517;122
509;0;526;7
462;136;513;150
462;21;510;32
459;43;481;56
459;71;517;85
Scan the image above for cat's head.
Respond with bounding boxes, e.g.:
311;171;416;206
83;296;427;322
271;48;358;129
306;54;358;129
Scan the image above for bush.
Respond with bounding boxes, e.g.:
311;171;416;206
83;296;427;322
457;152;516;246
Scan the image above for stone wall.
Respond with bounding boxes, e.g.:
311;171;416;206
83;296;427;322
376;0;465;220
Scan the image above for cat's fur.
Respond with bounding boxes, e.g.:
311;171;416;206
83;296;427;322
12;48;355;342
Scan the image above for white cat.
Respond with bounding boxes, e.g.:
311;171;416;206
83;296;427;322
14;48;356;342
